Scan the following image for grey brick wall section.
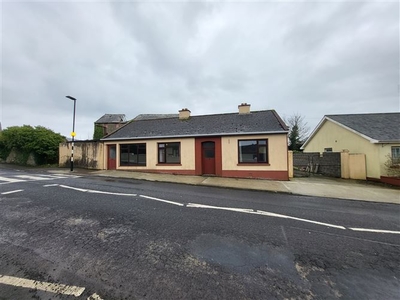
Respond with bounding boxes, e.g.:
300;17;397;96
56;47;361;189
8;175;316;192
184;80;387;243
293;152;341;178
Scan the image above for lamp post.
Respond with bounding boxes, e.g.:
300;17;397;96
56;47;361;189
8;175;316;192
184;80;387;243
66;96;77;171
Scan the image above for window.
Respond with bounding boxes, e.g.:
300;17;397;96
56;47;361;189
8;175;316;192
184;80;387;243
158;142;180;164
120;144;146;166
324;147;333;152
109;146;116;159
238;139;268;163
392;146;400;165
203;142;215;158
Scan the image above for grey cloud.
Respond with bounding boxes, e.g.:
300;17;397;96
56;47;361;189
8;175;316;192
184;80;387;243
1;1;398;140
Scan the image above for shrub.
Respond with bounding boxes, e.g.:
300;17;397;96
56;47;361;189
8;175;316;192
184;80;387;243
384;154;400;178
0;125;65;165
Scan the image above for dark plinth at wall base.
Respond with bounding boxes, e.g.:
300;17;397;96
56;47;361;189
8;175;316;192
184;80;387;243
380;176;400;187
222;170;289;181
115;168;289;180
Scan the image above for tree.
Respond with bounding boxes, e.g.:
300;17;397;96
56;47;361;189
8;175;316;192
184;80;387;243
0;125;65;164
30;126;66;164
285;114;309;151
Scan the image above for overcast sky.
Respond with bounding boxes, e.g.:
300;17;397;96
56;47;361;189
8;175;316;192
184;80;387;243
1;0;398;140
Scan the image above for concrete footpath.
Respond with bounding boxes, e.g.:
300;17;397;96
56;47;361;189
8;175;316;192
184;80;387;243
63;169;399;205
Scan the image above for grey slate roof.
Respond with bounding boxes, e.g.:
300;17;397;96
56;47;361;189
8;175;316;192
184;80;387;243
327;113;400;142
133;114;178;121
95;114;126;124
103;110;288;140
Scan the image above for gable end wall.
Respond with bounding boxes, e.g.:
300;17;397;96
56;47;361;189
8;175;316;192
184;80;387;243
303;120;381;178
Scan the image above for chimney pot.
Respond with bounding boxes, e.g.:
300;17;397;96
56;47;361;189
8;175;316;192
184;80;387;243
238;103;251;114
179;108;191;120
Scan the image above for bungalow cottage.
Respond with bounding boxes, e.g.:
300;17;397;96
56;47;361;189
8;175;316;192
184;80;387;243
301;112;400;184
101;104;290;180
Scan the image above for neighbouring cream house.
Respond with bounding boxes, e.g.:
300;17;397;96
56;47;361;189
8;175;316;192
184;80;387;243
101;104;290;180
301;113;400;182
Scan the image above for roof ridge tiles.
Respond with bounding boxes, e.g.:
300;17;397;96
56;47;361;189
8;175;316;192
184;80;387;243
103;109;287;140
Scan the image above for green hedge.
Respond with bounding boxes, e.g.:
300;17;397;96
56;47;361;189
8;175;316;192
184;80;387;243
0;125;65;165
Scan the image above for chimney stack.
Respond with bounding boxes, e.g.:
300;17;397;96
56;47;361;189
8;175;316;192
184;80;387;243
179;108;191;120
238;103;250;114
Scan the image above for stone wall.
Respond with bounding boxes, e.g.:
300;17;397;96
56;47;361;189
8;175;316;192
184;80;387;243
293;152;341;178
5;149;37;166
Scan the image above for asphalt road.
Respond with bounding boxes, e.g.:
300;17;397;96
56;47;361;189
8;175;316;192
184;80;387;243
0;167;399;299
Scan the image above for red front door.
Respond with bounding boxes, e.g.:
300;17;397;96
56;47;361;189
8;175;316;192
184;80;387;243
202;141;215;175
108;145;116;170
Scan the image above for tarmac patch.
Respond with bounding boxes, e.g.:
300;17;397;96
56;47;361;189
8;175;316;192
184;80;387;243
190;234;299;277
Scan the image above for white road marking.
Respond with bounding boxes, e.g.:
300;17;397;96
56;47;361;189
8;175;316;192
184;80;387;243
60;185;88;192
0;176;25;183
47;184;398;235
44;184;59;187
139;195;184;206
50;173;81;178
349;228;400;234
1;189;23;195
186;203;346;229
14;175;53;181
253;209;347;230
0;174;81;185
0;274;85;296
59;184;137;196
88;293;104;300
34;174;69;179
87;190;137;196
187;203;253;212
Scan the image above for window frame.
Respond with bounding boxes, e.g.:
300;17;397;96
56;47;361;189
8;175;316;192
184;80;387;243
119;143;146;166
158;142;181;164
391;146;400;166
238;139;269;164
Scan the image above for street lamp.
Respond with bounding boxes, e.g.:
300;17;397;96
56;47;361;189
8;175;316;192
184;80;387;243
66;96;77;171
